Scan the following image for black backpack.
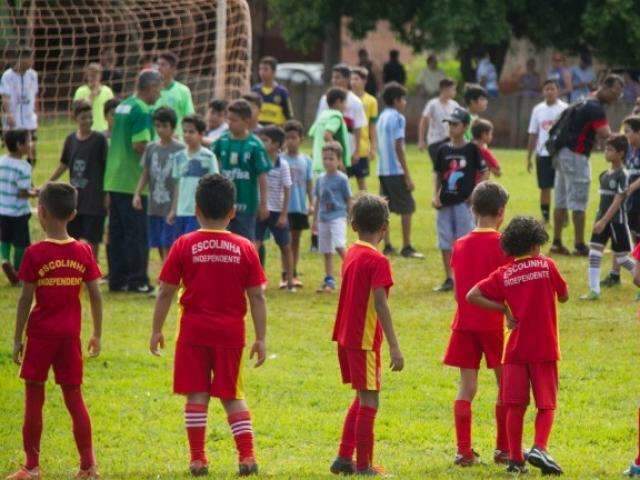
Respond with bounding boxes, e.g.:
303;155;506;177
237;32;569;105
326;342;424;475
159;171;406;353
545;100;586;157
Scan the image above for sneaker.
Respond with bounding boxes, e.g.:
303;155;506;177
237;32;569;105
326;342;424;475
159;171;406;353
526;446;563;475
189;460;208;477
454;450;480;467
292;277;304;288
506;460;528;473
279;279;287;290
433;278;454;292
5;467;40;480
601;273;621;288
400;245;425;259
355;465;386;476
238;458;258;476
75;465;100;479
494;449;509;465
573;243;589;257
132;284;155;295
579;290;600;301
624;462;640;477
382;244;396;256
316;276;336;293
330;456;355;475
2;261;19;285
549;241;571;255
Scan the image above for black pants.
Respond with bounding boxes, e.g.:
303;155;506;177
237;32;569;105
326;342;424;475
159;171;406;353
108;192;149;290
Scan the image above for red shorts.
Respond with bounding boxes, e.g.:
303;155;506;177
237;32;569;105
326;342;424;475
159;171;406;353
20;336;83;385
338;346;381;391
443;329;504;370
173;342;245;399
501;362;558;409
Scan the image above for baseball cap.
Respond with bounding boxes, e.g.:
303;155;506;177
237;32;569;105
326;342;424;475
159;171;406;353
444;107;472;125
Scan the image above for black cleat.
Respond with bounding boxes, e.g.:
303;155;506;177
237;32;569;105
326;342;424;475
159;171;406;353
527;446;563;475
600;273;621;288
506;460;529;473
238;460;258;476
330;456;355;475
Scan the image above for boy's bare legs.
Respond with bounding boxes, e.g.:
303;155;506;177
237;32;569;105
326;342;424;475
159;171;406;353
290;229;301;282
324;253;333;278
157;247;168;262
185;392;210;473
336;247;346;260
540;188;551;223
357;177;367;191
401;214;411;249
279;244;295;289
221;398;258;472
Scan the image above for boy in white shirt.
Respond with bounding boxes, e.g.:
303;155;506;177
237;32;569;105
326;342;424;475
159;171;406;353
418;78;460;167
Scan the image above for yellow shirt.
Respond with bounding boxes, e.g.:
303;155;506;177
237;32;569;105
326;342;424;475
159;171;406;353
358;92;378;157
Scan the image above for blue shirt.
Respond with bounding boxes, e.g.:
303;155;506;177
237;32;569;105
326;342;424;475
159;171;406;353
570;66;595;103
376;108;406;176
284;153;313;214
314;171;351;222
172;147;218;216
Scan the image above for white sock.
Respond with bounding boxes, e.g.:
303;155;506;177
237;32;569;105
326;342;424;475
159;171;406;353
588;249;603;293
615;253;635;272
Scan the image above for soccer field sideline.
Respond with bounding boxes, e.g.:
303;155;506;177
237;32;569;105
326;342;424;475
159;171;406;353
0;137;638;479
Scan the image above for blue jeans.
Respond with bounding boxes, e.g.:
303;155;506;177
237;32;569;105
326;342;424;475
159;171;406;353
108;192;149;290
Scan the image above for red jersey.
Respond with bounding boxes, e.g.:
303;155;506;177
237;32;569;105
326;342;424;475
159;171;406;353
450;229;509;331
633;242;640;261
332;241;394;351
18;239;101;339
159;229;266;348
477;255;568;364
479;146;500;170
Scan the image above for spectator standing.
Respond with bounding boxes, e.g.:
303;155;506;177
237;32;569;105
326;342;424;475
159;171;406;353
417;54;446;99
357;48;378;96
623;72;640;104
251;56;294;126
99;47;124;96
73;63;114;132
519;58;541;97
155;51;195;139
382;50;406;86
570;51;596;103
547;53;573;100
476;50;499;97
418;78;460;165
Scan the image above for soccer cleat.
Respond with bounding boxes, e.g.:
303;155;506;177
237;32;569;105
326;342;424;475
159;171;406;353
5;467;40;480
330;456;355;475
600;273;621;288
494;449;510;465
433;278;454;292
624;462;640;476
132;284;155;295
382;244;396;256
355;465;386;476
189;460;209;477
75;465;100;479
400;245;424;259
526;446;563;475
2;261;19;285
316;276;336;293
573;243;589;257
549;241;571;256
506;460;528;474
454;450;480;467
579;290;600;301
238;458;258;476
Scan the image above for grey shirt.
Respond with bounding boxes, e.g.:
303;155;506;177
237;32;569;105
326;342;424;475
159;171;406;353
142;139;185;216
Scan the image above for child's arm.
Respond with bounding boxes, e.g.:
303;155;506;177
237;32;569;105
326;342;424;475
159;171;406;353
17;188;38;198
85;280;103;357
593;193;625;234
629;177;640;195
323;131;335;142
167;183;178;225
258;172;269;221
277;186;290;227
466;285;517;330
247;285;267;367
149;281;179;355
132;165;150;211
432;171;442;209
306;179;314;215
373;288;403;371
48;163;68;182
417;115;429;151
13;282;35;364
526;133;537;173
369;119;378;161
395;138;414;191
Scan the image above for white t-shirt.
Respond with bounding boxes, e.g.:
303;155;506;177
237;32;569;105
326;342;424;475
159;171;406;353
316;90;366;155
528;100;568;156
1;68;38;130
422;97;460;145
206;122;229;143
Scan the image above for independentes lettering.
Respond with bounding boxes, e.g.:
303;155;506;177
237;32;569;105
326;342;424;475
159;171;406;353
37;277;83;287
504;270;550;287
38;259;86;277
193;254;241;264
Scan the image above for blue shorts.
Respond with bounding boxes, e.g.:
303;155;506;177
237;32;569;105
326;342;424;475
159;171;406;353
255;211;291;247
175;216;200;237
229;212;257;241
436;203;475;250
148;215;177;248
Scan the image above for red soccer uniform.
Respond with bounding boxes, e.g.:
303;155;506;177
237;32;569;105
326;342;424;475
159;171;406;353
332;241;393;391
633;242;640;262
17;239;101;385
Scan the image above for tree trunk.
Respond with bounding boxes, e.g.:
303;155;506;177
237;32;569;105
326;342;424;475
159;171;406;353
322;16;341;83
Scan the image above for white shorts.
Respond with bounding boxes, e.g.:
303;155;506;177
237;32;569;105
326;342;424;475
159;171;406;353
318;217;347;254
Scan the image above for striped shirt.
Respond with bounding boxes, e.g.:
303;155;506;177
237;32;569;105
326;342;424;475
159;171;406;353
376;108;406;176
0;155;32;216
266;156;292;212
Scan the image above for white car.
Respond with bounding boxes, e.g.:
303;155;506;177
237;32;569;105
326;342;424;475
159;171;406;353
275;62;324;85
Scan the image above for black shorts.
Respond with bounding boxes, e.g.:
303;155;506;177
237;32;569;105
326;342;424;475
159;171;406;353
347;157;370;179
379;175;416;215
0;214;31;247
536;155;555;189
428;139;448;168
288;212;310;231
590;221;632;253
68;214;106;244
626;193;640;237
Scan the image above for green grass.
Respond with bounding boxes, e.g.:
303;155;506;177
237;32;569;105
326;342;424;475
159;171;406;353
0;129;638;479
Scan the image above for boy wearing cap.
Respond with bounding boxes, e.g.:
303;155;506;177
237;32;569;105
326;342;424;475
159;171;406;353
433;107;488;292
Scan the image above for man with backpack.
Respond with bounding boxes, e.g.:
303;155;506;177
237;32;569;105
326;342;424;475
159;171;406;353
547;74;623;256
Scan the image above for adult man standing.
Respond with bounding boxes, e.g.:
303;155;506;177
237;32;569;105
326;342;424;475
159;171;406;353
104;69;162;293
357;48;378;96
417;54;446;99
383;50;406;85
476;50;498;97
155;51;194;138
551;74;624;256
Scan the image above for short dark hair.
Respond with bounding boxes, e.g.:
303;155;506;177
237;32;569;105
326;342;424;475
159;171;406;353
3;129;29;153
322;141;343;159
464;83;488;104
382;82;407;106
351;66;368;80
283;119;304;136
351;193;390;234
258;125;285;147
259;56;277;71
39;182;77;220
326;87;347;108
72;99;92;117
623;115;640;133
332;63;351;79
241;91;262;108
439;78;455;90
157;51;179;67
18;47;33;59
390;49;400;60
153;107;177;128
195;174;236;220
542;78;559;88
606;133;629;155
208;99;228;113
603;74;624;89
182;114;207;134
471;119;493;140
471;181;509;217
228;99;253;120
103;98;120;117
500;216;549;257
137;69;162;91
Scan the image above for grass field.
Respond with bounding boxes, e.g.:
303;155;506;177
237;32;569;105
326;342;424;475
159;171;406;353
0;131;638;479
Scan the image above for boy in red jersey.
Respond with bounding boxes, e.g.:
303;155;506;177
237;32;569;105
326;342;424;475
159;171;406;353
9;183;103;480
150;174;267;477
443;181;510;467
467;216;569;475
330;193;404;476
625;247;640;477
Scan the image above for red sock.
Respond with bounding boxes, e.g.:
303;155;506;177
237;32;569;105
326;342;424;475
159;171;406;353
355;405;377;471
534;409;554;451
636;409;640;465
506;405;527;462
228;410;254;462
185;404;208;463
61;385;94;470
454;400;472;456
338;398;360;459
495;403;509;452
23;383;45;470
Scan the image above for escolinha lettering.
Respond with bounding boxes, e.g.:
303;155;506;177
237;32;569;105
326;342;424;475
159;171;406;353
38;259;87;277
191;238;241;256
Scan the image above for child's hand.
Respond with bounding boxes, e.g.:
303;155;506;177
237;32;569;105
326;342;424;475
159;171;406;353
431;196;442;209
418;140;426;151
166;210;176;225
276;213;287;228
88;336;101;357
132;194;143;211
405;176;415;192
250;339;266;367
593;220;606;235
526;157;533;174
258;205;269;221
149;332;165;356
389;346;404;371
307;204;314;216
491;167;502;177
12;341;23;365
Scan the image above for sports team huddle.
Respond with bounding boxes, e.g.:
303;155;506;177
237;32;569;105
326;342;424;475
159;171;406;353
3;47;640;479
